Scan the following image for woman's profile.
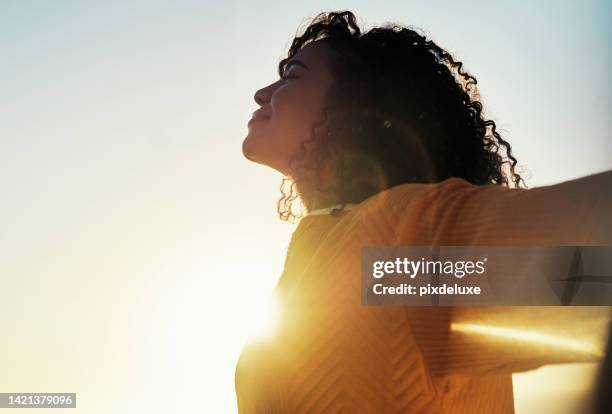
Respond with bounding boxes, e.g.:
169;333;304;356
236;10;612;413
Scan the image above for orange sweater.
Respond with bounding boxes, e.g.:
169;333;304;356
235;170;612;413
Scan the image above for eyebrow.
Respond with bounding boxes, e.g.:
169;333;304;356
285;59;309;71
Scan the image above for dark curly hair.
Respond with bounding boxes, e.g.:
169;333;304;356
276;10;526;222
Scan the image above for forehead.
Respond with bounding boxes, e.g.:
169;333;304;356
288;41;336;72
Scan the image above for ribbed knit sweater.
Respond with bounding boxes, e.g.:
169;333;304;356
235;171;612;413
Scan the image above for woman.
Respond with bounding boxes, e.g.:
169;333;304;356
237;11;612;413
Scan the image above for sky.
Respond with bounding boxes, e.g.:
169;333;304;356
1;1;611;413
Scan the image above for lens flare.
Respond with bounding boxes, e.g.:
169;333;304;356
451;322;604;357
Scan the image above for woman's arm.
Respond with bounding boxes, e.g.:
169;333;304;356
394;170;612;376
395;169;612;247
405;305;611;376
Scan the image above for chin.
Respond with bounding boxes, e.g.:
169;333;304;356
242;133;288;173
242;132;255;154
242;135;265;164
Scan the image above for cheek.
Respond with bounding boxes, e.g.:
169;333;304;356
266;82;331;172
267;117;304;166
272;88;324;142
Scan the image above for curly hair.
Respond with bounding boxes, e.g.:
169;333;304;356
276;10;526;222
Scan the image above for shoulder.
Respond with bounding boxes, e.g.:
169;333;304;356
357;177;478;218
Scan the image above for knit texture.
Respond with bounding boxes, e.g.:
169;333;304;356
235;171;612;413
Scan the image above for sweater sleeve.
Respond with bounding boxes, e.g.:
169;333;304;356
395;169;612;247
394;170;612;376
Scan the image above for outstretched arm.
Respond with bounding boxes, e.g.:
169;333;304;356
394;170;612;375
405;305;611;376
395;169;612;247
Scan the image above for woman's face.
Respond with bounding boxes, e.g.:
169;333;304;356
242;42;336;176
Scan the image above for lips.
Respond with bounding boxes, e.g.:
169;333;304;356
248;113;270;127
248;117;267;127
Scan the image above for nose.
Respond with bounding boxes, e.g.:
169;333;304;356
254;88;266;106
254;82;276;106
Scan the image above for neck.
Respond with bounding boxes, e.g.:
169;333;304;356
295;181;341;212
310;194;342;211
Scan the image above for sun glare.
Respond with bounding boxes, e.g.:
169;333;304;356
240;290;281;344
451;322;604;357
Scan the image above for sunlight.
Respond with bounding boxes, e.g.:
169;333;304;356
450;322;604;357
171;257;284;413
240;289;281;344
